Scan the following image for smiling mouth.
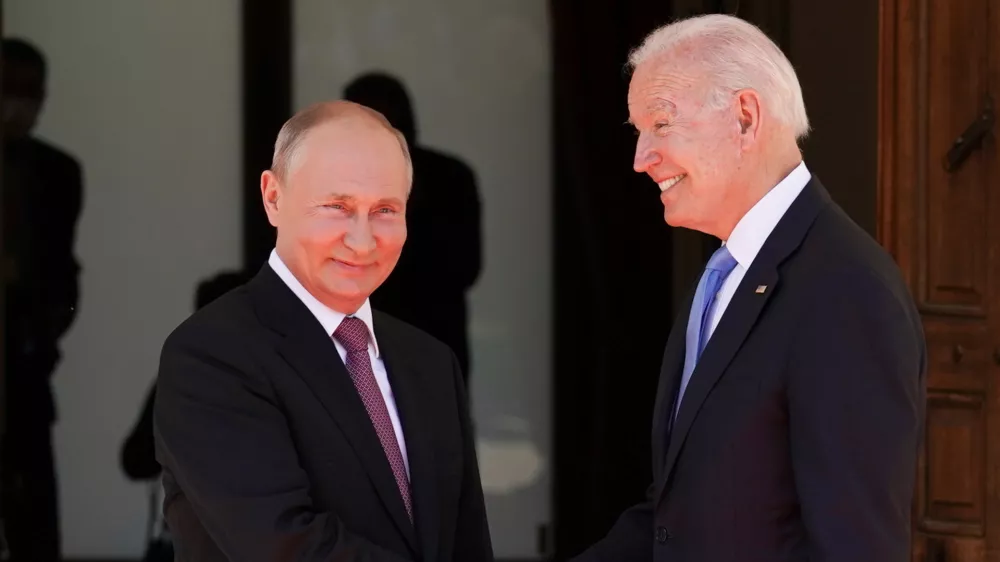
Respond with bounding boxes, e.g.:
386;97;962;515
658;174;687;192
333;259;371;269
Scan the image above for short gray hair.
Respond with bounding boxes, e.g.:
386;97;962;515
629;14;809;140
271;101;413;188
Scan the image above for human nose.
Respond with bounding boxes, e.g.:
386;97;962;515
633;132;662;173
343;215;376;255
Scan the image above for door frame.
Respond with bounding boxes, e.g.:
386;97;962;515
240;0;291;272
0;0;7;444
876;0;927;551
876;0;911;274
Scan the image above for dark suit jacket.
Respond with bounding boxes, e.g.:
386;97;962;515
3;137;83;425
154;265;494;561
573;178;926;562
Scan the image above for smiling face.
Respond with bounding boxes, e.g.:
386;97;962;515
261;113;409;314
628;53;757;239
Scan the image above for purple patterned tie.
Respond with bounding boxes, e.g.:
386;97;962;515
333;316;413;521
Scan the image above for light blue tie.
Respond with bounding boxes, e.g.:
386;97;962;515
673;245;739;420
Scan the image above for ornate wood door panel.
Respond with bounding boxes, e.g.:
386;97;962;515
879;0;1000;560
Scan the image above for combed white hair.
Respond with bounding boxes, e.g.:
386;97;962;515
628;14;809;140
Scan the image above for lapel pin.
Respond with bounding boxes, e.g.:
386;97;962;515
755;285;767;294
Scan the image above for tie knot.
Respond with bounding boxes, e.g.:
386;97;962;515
333;316;370;353
706;245;738;275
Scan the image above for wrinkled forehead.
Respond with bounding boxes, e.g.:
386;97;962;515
627;55;709;118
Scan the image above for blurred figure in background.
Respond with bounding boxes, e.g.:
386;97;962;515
121;270;252;481
344;72;482;383
121;270;251;562
0;37;83;562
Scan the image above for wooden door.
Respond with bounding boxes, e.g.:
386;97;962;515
878;0;1000;560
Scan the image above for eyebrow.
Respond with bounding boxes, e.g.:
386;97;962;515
380;197;406;207
649;99;677;115
322;193;405;206
625;99;678;126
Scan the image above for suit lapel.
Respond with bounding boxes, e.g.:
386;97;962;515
656;177;831;498
249;268;419;552
375;317;441;562
659;266;778;491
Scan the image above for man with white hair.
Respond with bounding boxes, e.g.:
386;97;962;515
572;14;925;562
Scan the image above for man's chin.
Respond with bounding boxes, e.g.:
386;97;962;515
662;210;684;227
661;205;698;230
317;286;370;314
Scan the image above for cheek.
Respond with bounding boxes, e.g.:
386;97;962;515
689;133;739;181
694;151;723;179
373;220;407;251
298;216;347;248
657;135;704;177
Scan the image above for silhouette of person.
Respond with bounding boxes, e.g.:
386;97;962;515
343;72;482;382
121;270;253;482
120;270;251;562
0;38;84;562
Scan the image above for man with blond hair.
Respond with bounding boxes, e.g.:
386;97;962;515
572;14;925;562
154;101;493;561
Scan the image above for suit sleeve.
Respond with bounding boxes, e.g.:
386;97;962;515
449;351;495;560
567;486;654;562
154;329;413;562
788;270;925;562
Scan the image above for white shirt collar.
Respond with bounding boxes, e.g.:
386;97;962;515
724;161;812;268
268;249;381;357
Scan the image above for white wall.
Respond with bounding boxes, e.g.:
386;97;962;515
5;1;242;558
294;1;552;557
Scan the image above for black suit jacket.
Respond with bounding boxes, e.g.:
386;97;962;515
3;137;83;425
573;178;926;562
154;265;494;561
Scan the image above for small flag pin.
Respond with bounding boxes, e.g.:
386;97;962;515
755;285;767;294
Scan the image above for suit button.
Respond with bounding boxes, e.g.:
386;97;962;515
656;526;669;543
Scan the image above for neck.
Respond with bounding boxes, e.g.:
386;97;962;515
4;134;30;146
716;146;802;241
324;297;364;316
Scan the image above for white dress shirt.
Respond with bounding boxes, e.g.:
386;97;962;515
268;249;410;477
705;162;812;338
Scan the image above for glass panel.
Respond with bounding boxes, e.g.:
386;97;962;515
293;0;553;556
